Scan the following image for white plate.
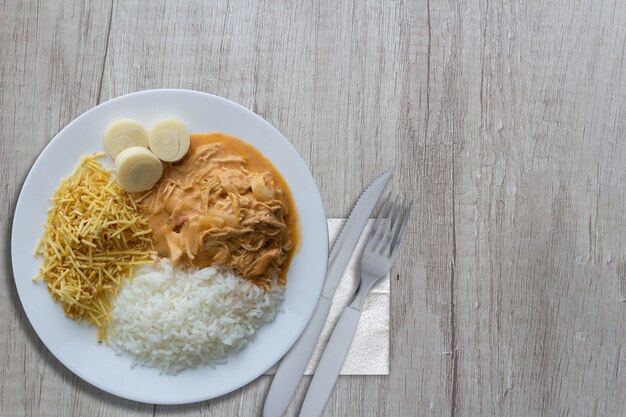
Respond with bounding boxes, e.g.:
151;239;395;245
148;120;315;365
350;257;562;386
11;89;328;404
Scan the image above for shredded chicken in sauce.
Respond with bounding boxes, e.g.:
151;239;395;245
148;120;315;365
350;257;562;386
139;133;298;289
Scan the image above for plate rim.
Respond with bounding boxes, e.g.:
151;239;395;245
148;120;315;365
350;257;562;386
10;88;328;404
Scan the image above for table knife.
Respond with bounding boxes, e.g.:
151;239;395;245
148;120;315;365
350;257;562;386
262;168;393;417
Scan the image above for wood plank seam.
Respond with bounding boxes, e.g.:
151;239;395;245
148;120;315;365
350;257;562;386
451;138;458;417
96;0;115;105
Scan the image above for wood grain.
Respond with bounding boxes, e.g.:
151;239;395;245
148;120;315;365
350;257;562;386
1;0;624;416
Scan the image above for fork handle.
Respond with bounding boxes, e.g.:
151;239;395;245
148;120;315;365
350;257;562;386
298;306;362;417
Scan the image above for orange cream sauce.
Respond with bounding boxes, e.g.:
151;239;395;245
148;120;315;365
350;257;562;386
147;132;300;284
190;132;299;236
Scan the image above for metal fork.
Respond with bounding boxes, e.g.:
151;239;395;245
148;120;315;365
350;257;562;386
298;194;412;417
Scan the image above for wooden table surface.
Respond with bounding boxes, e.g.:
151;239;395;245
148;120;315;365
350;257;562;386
1;1;625;416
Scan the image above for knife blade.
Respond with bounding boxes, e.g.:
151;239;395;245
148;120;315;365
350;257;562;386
323;167;394;298
262;168;393;417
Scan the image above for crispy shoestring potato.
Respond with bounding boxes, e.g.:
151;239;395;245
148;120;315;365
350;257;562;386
34;154;154;342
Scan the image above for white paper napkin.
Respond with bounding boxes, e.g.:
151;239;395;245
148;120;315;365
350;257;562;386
266;218;389;375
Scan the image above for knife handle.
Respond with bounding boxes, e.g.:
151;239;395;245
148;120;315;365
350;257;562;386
263;295;332;417
298;306;362;417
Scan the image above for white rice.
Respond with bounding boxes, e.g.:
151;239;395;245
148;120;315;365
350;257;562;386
110;258;284;374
